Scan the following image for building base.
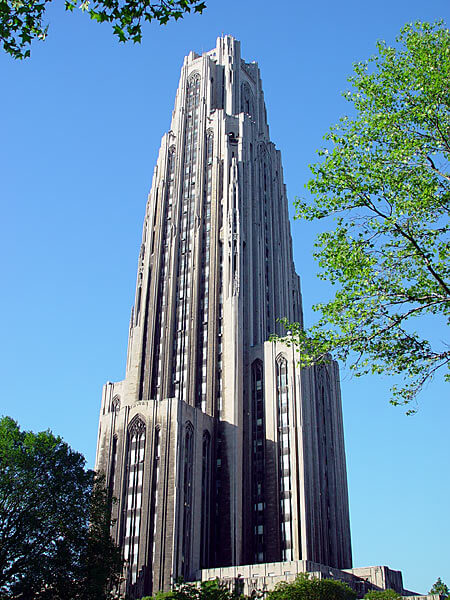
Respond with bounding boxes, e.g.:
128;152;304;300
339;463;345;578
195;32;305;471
198;560;422;597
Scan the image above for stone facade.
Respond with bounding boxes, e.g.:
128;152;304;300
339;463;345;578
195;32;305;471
199;561;422;597
95;36;352;598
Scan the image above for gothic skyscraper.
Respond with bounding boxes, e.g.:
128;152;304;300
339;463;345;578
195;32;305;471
95;36;352;599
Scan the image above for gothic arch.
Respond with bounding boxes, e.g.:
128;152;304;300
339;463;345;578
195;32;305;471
123;414;146;585
200;430;211;567
187;72;201;92
251;358;266;563
275;352;288;365
188;71;200;82
275;354;292;561
111;395;120;413
182;421;194;577
241;80;255;117
258;141;267;158
128;414;146;436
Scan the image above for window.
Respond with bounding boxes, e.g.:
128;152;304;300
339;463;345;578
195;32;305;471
171;76;201;402
150;428;161;564
182;423;194;578
276;357;293;561
150;147;176;400
251;360;266;563
123;416;146;584
108;435;118;497
200;432;211;567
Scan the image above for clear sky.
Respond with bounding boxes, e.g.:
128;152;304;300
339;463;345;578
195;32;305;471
1;0;448;594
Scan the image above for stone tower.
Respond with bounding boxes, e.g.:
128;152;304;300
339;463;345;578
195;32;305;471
95;36;352;599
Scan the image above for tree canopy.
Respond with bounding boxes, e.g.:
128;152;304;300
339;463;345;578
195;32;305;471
1;0;206;59
265;573;357;600
279;21;449;412
0;416;122;599
430;578;449;597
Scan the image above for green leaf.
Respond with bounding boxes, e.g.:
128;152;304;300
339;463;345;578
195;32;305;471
281;21;450;410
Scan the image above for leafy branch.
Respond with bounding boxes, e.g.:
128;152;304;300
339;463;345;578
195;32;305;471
1;0;207;59
275;21;450;411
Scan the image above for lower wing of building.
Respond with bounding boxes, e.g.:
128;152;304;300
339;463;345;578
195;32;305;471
96;339;352;598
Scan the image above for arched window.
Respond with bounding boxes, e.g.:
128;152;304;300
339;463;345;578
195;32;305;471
123;416;146;584
150;427;161;567
200;431;211;567
111;395;120;413
241;81;255;117
182;422;194;578
251;360;265;563
109;434;118;497
276;357;293;561
187;72;201;95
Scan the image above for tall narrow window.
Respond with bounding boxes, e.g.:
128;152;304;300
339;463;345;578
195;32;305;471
319;380;332;559
196;130;214;411
150;428;161;566
240;81;255;117
217;241;224;415
276;357;293;561
251;360;265;563
109;434;118;497
151;146;176;400
182;423;194;578
123;417;146;584
200;431;211;567
172;74;201;401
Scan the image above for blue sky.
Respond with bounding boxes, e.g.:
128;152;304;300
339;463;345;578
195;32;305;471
1;0;448;593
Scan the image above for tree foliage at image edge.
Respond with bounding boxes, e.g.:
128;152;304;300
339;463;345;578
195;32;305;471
278;21;449;412
0;0;206;59
0;416;122;599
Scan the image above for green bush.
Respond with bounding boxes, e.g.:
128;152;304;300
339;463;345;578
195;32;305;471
266;573;357;600
364;590;401;600
139;579;234;600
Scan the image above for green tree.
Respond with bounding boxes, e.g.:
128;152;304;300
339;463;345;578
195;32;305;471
364;590;401;600
430;578;449;597
265;573;357;600
139;579;236;600
0;416;122;599
1;0;206;59
280;21;449;412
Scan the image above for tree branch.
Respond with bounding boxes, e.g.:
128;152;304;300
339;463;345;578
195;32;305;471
426;155;450;182
350;186;450;297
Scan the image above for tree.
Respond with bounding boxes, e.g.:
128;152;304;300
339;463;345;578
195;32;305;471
265;573;357;600
0;0;206;59
0;416;122;599
364;590;401;600
280;21;449;412
139;579;237;600
430;578;449;597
